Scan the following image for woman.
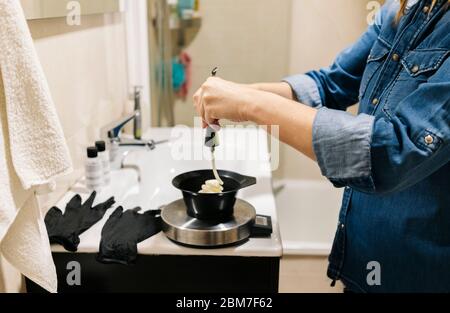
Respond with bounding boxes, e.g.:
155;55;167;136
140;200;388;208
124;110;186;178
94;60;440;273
193;0;449;292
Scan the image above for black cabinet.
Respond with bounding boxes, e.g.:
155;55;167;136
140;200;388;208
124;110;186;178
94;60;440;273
26;253;280;293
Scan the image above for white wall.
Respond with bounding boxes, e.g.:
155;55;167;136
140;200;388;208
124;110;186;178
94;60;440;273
276;0;370;180
124;0;151;126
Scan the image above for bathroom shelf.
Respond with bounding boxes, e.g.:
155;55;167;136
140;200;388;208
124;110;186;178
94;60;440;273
169;15;202;30
170;14;202;55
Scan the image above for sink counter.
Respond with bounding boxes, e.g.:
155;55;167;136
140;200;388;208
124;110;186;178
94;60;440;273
50;127;282;258
29;127;283;292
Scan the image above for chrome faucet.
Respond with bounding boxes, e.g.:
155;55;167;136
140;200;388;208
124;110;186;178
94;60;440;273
101;110;169;180
133;86;143;140
100;112;145;181
105;87;145;142
103;110;170;150
103;111;155;153
105;112;137;141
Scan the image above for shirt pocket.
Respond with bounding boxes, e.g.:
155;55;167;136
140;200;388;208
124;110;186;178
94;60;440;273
400;48;449;80
359;38;391;101
384;48;449;114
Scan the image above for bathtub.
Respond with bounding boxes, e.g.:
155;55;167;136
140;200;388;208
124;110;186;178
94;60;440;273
275;179;344;292
275;179;342;255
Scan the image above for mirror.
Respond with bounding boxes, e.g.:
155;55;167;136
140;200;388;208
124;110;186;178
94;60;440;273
22;0;124;20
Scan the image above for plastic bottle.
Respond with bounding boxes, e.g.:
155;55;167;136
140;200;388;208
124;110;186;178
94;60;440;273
95;140;111;186
85;147;103;191
108;131;120;163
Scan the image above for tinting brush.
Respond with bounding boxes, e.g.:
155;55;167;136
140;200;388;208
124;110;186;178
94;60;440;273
204;67;220;152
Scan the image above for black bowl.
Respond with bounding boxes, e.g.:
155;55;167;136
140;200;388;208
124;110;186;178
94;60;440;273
172;170;257;221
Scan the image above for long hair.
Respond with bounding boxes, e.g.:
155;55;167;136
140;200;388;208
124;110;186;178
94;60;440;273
397;0;449;21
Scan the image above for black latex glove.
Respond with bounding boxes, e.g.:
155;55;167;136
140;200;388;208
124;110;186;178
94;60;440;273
97;206;162;265
45;191;115;252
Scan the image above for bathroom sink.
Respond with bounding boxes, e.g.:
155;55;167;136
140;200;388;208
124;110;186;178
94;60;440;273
52;127;281;257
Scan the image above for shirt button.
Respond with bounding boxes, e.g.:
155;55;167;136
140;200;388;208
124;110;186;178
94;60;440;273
411;65;420;73
372;98;379;105
423;6;430;13
392;54;400;62
341;224;345;229
424;135;434;145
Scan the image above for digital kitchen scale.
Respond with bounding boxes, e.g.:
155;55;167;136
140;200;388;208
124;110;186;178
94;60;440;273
161;199;272;247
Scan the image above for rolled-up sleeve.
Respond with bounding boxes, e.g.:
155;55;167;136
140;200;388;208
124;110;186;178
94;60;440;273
283;74;323;108
313;108;375;190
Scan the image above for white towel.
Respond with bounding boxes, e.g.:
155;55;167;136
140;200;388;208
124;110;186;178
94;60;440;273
0;0;73;293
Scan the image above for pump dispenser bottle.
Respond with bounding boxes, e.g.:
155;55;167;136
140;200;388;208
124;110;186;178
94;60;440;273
85;146;103;191
95;140;111;186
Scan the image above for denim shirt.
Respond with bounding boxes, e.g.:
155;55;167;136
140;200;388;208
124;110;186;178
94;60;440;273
284;0;449;292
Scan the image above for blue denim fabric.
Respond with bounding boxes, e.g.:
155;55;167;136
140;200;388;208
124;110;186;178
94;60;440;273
284;0;450;292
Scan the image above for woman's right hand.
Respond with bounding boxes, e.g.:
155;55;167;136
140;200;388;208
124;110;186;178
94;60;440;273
193;77;259;128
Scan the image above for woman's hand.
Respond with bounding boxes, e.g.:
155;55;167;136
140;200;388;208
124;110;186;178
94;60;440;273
193;76;317;160
193;77;258;128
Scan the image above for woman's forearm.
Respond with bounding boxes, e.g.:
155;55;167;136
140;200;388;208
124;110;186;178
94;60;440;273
248;82;295;100
246;90;317;160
